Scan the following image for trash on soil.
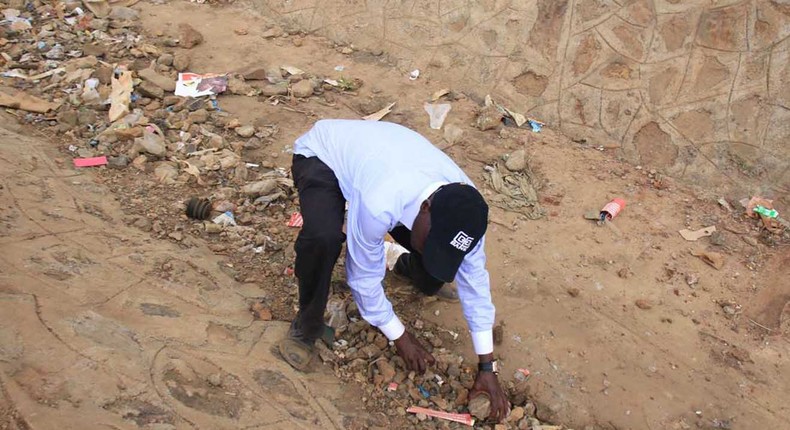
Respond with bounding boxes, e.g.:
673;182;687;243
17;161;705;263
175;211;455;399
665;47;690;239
212;211;237;227
409;69;420;80
753;206;778;219
718;197;733;212
0;91;60;113
73;156;108;168
406;406;475;426
384;241;409;270
691;250;724;270
185;197;212;220
362;102;395;121
175;73;228;97
514;368;531;382
109;71;134;122
527;119;543;133
485;163;544;219
287;212;304;228
2;68;64;81
418;384;430;398
387;382;398;392
600;198;626;221
424;102;451;130
679;226;716;241
326;298;349;330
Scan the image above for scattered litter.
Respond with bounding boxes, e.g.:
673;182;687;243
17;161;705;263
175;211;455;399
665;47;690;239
109;71;134;122
185;197;212;220
514;368;531;382
1;68;64;81
753;206;778;218
406;406;475;426
744;196;783;232
212;211;237;227
384;241;409;271
417;384;430;398
73;156;108;168
334;65;345;72
485;163;544;219
0;91;60;113
409;69;420;80
423;102;451;130
387;382;398;392
599;198;626;222
287;212;304;228
691;250;724;270
362;102;395;121
175;73;228;97
527;119;543;133
718;197;733;212
679;226;716;241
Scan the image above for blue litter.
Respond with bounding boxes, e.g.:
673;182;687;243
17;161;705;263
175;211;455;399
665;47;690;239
417;385;430;398
210;99;221;111
130;93;140;102
527;119;542;133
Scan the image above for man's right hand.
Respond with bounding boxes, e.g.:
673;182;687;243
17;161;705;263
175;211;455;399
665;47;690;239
393;330;435;373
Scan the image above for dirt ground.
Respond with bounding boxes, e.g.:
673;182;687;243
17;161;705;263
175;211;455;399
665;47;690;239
1;1;789;430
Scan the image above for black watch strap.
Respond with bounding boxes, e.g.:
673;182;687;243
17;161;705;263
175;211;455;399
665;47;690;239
478;361;498;373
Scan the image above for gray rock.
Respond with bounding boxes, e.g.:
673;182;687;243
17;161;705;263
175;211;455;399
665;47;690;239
173;52;190;72
260;83;289;96
505;149;527;172
157;53;174;66
137;68;176;92
107;155;129;169
188;109;209;124
137;81;164;99
241;180;277;197
236;125;255;138
291;79;315;98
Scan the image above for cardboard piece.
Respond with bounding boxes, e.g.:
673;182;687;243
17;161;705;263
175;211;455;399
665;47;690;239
679;226;716;241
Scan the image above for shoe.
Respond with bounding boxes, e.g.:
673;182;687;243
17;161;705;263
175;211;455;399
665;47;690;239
278;337;314;371
435;284;460;303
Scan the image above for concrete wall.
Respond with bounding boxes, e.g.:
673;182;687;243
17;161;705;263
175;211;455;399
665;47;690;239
250;0;790;194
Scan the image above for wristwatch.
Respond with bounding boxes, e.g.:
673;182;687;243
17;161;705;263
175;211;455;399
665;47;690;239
478;360;499;374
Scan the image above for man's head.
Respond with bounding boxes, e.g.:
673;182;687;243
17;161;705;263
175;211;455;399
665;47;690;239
411;183;488;282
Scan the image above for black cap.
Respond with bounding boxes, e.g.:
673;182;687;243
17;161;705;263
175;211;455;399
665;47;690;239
422;183;488;283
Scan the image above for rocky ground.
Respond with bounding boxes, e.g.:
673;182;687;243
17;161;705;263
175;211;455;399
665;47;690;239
0;1;788;429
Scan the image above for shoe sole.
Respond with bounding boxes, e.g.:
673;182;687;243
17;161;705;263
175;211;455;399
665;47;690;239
278;338;313;371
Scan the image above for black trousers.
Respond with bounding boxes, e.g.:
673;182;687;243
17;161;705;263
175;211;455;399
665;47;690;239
290;155;443;344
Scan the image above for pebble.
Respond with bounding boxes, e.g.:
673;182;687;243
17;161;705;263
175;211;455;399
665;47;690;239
468;394;490;419
137;81;165;99
236;125;256;138
476;105;503;131
178;23;204;49
173;52;191;71
505;149;527;172
635;299;653;310
157;53;174;66
188;109;209;124
291;79;315;98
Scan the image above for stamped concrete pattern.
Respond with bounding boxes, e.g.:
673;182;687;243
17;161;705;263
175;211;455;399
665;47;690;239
248;0;789;191
0;118;360;429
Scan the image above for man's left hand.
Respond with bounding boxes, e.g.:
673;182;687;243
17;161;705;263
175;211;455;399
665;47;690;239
470;371;510;423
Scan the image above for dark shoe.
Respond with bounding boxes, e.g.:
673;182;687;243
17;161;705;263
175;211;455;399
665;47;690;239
278;337;314;371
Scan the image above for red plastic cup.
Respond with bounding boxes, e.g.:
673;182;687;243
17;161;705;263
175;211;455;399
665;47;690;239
600;198;626;221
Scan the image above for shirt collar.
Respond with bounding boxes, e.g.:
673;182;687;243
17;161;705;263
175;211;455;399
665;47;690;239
400;181;447;229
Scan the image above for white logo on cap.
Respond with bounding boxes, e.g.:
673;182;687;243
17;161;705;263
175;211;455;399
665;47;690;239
450;231;474;251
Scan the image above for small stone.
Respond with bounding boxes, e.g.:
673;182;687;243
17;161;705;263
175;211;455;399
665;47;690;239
137;81;164;99
377;360;396;382
77;109;98;126
207;373;222;387
107;155;129;169
163;96;181;107
476;104;503;131
241;67;269;81
138;68;176;92
157;53;174;66
242;180;277;197
340;46;354;54
468;394;490;420
567;287;580;297
685;273;699;286
292;37;304;47
93;65;114;85
508;406;525;423
173;52;190;72
291;79;315;98
618;267;633;279
234;27;248;35
57;110;79;126
178;23;204;49
635;299;653;310
416;413;427;421
505;149;527;172
236;125;255;138
493;324;504;345
260;83;289;96
250;302;272;320
168;231;183;241
261;26;283;39
188;109;209;124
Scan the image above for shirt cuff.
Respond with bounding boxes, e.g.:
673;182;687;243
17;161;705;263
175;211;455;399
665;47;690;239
378;315;406;341
471;329;494;355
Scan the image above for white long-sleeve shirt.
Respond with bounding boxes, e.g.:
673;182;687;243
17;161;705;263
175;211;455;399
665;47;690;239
294;119;495;355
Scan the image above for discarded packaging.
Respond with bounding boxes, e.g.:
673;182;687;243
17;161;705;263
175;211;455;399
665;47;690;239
527;119;543;132
431;88;450;101
73;156;108;168
175;73;228;97
362;102;395;121
287;212;304;228
387;382;398;392
406;406;474;426
409;69;420;80
514;368;531;382
384;241;409;271
679;226;716;241
212;211;237;227
600;198;626;221
424;103;451;130
109;71;134;122
753;206;778;218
